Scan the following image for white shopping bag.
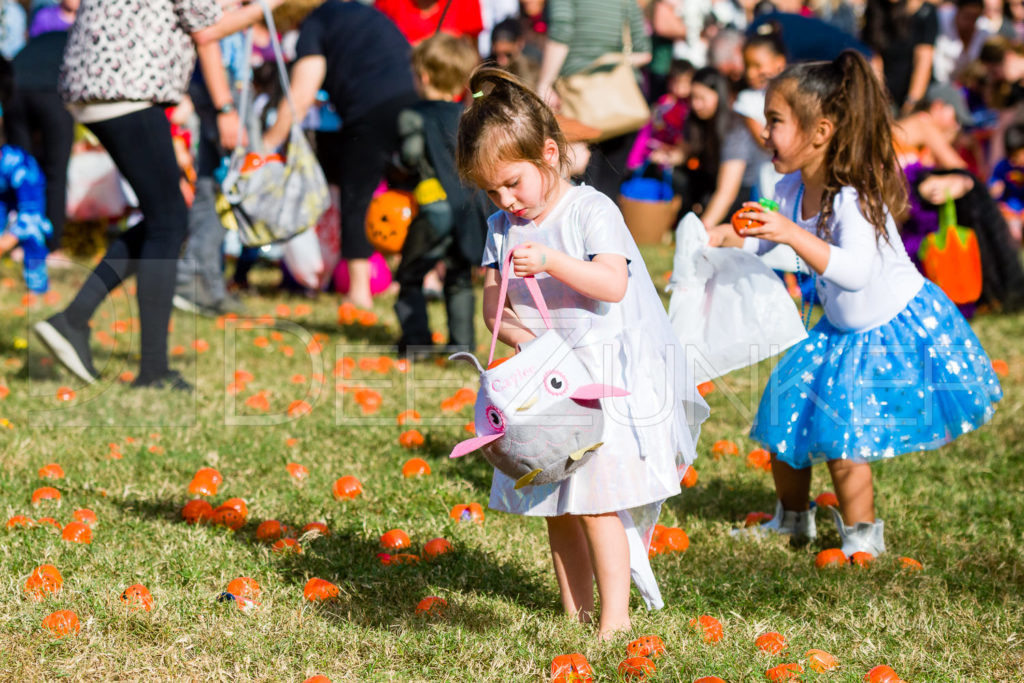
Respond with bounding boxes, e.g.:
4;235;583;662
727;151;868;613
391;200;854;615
667;213;808;383
65;149;136;221
282;225;325;290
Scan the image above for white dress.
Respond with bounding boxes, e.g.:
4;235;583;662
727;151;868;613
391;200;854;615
481;184;709;609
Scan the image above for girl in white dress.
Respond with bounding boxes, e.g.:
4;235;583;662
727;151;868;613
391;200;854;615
456;68;709;638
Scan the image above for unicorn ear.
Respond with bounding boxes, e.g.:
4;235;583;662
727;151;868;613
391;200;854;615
448;352;484;374
449;433;503;458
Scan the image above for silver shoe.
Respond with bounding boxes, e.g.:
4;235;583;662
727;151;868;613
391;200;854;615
731;500;817;547
831;507;886;556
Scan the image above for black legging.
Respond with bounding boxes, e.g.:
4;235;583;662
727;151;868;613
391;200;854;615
334;94;417;260
62;106;187;379
4;89;74;249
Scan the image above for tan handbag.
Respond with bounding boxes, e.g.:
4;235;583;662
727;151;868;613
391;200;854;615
554;8;650;143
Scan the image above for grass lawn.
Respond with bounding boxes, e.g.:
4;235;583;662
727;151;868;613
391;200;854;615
0;244;1021;682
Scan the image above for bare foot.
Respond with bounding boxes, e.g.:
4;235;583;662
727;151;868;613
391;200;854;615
597;618;631;641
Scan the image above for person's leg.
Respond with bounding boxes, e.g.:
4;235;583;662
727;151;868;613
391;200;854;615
772;456;813;511
545;515;595;623
827;459;875;524
29;90;74;251
578;512;632;639
444;250;476;351
394;251;438;350
86;108;189;382
337;97;413;309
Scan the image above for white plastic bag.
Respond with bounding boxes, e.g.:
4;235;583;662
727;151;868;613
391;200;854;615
667;213;808;382
282;225;324;290
65;149;135;220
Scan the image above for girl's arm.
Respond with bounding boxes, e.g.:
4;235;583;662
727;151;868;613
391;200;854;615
700;159;746;229
902;43;935;115
482;267;538;350
512;243;628;303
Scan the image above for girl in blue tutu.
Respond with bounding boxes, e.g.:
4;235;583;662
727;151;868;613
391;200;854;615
709;50;1002;557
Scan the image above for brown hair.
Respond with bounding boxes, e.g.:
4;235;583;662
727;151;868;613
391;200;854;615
272;0;326;33
767;50;906;243
456;67;569;190
412;33;481;97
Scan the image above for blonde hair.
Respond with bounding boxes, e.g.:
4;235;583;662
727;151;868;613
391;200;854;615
456;67;569;189
412;33;480;97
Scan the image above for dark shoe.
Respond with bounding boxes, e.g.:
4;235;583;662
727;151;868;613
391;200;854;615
33;313;99;383
131;369;193;392
211;293;247;315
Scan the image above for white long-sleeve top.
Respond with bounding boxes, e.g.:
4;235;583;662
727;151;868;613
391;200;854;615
744;173;924;332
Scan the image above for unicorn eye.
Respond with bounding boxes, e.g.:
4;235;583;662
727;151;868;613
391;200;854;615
485;406;505;431
543;370;567;396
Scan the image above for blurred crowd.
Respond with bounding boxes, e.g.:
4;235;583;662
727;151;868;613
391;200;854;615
3;0;1024;387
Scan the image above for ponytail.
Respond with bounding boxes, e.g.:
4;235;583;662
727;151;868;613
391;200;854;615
456;67;570;187
768;50;906;243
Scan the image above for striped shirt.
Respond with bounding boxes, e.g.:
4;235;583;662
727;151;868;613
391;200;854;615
547;0;651;76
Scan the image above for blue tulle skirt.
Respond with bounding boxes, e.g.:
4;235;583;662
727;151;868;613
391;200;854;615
751;281;1002;468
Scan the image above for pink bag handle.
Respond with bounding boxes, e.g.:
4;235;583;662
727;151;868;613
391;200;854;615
488;247;552;366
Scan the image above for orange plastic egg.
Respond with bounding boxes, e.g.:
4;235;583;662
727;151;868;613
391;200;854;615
55;386;75;402
41;609;80;638
815;548;848;569
303;677;332;683
766;663;803;681
396;409;421;425
694;678;727;683
449;502;484;523
181;499;213;524
746;448;772;471
744;511;774;527
61;521;92;544
120;583;154;612
991;358;1009;376
286;463;309;482
680;465;698;488
188;475;218;497
256;520;285;542
36;517;62;531
617;656;656;679
900;556;923;571
220;497;248;518
272;538;302;553
38;463;65;479
72;509;98;527
332;475;363;500
399;429;425;449
401;457;431;478
755;631;787;655
303;577;340;602
415;596;448;616
850;551;875;567
627;635;666;659
422;537;453;560
389;553;420;565
732;205;766;236
689;615;724;643
31;486;61;505
7;514;33;529
194;467;223;485
711;439;739;458
226;577;261;599
24;564;63;601
865;665;902;683
551;653;593;683
806;649;839;673
380;529;411;550
211;506;246;531
662;527;689;553
301;521;330;537
814;491;839;508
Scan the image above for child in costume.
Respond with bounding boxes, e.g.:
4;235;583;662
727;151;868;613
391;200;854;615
456;67;708;638
392;32;490;354
988;122;1024;244
710;51;1002;556
0;145;53;293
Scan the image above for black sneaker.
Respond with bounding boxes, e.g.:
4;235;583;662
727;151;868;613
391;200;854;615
131;369;193;392
33;313;99;383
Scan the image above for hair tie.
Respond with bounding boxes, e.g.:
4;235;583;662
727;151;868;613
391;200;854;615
473;91;484;99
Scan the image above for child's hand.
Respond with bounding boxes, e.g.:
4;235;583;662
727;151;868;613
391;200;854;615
512;242;554;277
707;223;742;248
734;203;799;245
